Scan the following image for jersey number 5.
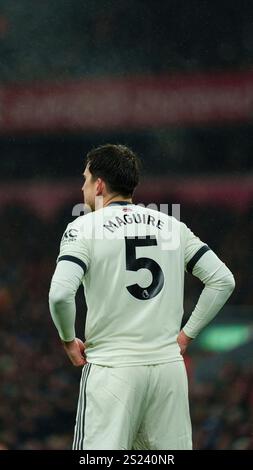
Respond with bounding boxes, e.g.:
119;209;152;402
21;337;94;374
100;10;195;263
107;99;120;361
125;236;164;300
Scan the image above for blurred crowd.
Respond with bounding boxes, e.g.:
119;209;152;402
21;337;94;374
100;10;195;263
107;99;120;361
0;202;252;450
1;125;253;182
0;1;253;81
190;361;253;450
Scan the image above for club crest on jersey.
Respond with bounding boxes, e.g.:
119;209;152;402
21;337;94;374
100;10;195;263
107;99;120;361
61;228;78;243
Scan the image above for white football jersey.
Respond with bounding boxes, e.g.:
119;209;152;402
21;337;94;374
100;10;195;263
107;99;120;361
57;202;208;366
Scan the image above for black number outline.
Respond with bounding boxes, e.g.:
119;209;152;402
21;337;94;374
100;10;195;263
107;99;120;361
125;236;164;300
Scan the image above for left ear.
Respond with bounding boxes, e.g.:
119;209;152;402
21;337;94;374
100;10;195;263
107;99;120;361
96;178;104;196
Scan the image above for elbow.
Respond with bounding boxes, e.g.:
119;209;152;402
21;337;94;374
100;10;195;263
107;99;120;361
49;283;71;308
209;269;236;296
227;274;236;294
222;271;235;296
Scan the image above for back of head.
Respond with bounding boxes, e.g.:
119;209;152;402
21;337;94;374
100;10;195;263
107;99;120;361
86;144;141;197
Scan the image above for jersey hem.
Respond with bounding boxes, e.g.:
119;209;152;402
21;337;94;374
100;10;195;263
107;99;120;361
85;356;184;367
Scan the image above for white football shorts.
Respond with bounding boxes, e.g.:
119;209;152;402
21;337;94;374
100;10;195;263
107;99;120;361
73;361;192;450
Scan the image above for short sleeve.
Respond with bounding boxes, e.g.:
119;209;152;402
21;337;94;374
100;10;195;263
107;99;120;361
182;223;210;273
57;219;91;273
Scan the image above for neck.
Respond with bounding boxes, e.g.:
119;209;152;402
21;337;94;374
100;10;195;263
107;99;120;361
103;194;132;208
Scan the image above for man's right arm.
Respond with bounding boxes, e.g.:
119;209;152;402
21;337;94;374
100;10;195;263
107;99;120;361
178;224;235;353
183;250;235;339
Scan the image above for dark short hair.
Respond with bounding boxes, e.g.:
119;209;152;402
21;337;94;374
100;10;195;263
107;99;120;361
86;144;141;197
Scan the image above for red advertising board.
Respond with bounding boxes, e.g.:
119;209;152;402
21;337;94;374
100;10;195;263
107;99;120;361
1;71;253;133
0;177;251;219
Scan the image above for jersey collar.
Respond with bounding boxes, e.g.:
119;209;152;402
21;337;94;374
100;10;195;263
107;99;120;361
107;201;133;206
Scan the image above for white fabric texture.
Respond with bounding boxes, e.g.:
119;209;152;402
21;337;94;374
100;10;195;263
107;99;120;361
183;250;235;338
49;260;84;341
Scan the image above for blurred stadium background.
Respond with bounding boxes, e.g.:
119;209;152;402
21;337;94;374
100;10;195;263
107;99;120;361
0;0;252;450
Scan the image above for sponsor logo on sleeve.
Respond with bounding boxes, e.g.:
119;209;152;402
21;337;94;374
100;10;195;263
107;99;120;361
61;228;78;243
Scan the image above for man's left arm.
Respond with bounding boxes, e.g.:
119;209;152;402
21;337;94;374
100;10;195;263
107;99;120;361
49;220;90;367
49;259;87;366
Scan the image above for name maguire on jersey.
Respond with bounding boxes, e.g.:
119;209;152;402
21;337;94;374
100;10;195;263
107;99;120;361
103;212;164;233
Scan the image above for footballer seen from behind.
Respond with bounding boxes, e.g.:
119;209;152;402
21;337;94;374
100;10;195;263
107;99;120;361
49;144;235;450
